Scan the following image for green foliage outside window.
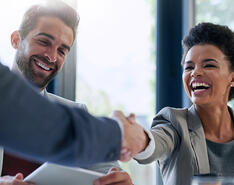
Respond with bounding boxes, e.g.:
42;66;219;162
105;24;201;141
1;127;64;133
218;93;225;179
196;0;234;30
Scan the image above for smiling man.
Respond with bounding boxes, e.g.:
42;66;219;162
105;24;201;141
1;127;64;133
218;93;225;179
11;6;74;90
0;1;134;185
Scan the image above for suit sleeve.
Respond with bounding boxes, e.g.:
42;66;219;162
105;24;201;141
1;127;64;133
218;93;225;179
136;108;181;164
0;63;122;167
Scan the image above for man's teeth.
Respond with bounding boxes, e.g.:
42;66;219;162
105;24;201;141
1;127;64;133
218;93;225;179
36;62;50;71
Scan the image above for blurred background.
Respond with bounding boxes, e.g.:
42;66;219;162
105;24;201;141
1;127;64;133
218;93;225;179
1;0;234;184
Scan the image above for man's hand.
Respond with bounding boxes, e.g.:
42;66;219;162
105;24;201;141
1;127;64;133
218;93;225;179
94;168;133;185
112;111;150;162
0;173;33;185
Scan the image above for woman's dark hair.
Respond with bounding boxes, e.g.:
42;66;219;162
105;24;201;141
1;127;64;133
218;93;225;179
181;22;234;100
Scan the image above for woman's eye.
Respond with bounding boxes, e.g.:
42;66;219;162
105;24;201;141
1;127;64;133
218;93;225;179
204;64;216;68
184;66;194;71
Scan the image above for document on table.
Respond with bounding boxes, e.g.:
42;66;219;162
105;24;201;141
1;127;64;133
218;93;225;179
24;162;104;185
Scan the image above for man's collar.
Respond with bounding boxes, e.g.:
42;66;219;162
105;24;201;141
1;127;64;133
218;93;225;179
40;89;46;95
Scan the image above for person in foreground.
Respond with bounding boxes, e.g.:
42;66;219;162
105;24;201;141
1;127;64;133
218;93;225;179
111;22;234;185
0;4;146;183
0;1;139;185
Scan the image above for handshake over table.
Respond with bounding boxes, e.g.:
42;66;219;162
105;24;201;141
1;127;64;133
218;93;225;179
112;111;150;162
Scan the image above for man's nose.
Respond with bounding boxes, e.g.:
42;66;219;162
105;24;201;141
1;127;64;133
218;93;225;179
44;48;57;63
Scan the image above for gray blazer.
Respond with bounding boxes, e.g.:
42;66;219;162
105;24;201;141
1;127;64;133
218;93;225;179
137;105;211;185
0;63;121;167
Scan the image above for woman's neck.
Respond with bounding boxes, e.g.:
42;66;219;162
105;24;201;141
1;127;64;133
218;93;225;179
196;104;234;143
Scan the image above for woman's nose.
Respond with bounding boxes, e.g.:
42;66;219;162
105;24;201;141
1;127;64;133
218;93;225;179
191;66;203;77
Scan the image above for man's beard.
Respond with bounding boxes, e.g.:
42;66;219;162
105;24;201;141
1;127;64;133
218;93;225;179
16;51;58;89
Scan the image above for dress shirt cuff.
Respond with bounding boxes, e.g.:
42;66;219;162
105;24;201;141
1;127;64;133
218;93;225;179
134;129;155;160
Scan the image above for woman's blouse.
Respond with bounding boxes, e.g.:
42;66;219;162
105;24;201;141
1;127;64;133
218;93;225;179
206;139;234;176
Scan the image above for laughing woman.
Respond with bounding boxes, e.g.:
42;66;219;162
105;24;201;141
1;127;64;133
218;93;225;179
132;22;234;185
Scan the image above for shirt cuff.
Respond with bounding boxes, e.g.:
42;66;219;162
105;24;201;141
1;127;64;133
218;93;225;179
134;129;155;160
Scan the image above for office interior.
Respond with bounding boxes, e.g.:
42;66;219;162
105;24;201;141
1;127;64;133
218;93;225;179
0;0;233;185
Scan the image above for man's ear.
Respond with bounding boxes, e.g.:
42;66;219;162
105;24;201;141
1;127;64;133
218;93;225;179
11;31;21;49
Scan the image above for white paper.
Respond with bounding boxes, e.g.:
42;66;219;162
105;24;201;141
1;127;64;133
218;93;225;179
24;162;104;185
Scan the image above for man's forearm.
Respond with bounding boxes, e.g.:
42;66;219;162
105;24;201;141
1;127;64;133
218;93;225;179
0;63;122;166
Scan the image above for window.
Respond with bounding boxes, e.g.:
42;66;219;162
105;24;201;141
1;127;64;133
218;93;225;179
0;0;38;68
76;0;156;184
0;0;156;184
196;0;234;30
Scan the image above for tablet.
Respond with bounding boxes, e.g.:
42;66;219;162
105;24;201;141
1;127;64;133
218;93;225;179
24;162;104;185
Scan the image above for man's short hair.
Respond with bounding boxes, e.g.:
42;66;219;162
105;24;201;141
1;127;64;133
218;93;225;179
19;0;79;42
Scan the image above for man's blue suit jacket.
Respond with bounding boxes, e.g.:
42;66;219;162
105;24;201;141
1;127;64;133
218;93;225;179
0;63;122;167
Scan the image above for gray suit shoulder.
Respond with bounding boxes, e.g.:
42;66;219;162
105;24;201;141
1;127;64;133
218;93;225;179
157;106;188;116
152;106;191;139
153;107;189;125
46;92;88;111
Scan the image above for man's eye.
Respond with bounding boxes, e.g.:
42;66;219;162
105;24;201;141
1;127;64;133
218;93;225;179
58;49;65;56
38;40;49;46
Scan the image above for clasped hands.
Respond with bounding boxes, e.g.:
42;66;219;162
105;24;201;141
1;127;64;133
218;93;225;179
112;111;150;162
94;111;149;185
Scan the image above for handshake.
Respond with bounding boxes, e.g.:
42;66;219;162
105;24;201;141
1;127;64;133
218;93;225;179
111;111;150;162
